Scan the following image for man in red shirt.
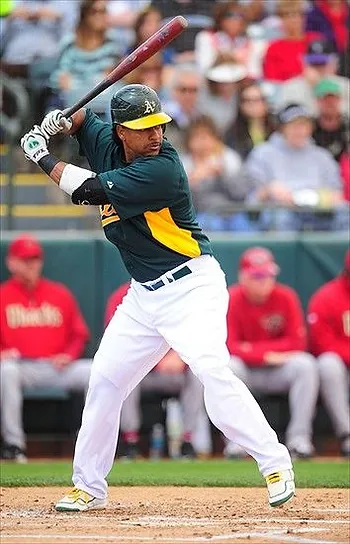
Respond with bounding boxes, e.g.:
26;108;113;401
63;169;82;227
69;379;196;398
105;282;205;459
307;249;350;457
0;234;91;462
263;0;321;82
226;247;319;459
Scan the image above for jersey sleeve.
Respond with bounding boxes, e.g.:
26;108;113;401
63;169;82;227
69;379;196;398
75;109;114;170
97;152;180;219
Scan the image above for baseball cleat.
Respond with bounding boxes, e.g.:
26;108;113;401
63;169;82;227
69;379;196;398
55;487;108;512
265;469;295;507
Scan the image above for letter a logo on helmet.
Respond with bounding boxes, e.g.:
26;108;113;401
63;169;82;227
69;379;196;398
110;84;172;130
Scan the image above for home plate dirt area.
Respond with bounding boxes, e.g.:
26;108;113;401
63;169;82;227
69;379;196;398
1;487;349;544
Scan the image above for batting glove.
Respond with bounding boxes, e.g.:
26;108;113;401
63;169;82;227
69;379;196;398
41;109;72;139
20;126;49;163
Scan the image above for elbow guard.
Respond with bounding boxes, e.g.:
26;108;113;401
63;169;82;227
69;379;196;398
71;177;109;205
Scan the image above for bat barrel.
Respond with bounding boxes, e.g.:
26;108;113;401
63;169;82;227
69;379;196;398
63;16;188;119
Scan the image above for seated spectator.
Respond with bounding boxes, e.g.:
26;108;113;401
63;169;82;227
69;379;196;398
151;0;214;63
307;249;350;457
0;235;91;463
194;0;266;78
198;59;248;135
105;283;205;459
163;64;203;153
50;0;122;117
225;81;275;159
306;0;349;76
0;0;77;77
107;0;150;28
127;5;175;67
181;115;250;217
278;38;349;115
226;247;319;459
123;53;168;102
263;0;321;82
312;79;349;163
246;103;343;231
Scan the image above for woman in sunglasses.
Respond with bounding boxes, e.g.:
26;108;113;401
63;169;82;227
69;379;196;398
50;0;121;118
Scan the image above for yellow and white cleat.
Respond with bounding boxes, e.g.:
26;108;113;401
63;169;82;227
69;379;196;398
265;469;295;507
55;487;108;512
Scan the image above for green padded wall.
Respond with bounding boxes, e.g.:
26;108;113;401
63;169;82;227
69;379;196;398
0;233;348;352
0;238;98;356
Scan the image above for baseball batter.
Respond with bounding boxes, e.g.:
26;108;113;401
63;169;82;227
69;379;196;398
20;84;295;512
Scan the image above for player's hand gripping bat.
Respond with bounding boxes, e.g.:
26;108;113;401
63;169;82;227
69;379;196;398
62;16;188;119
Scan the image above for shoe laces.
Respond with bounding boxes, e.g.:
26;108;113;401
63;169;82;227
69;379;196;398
67;488;90;502
265;472;282;485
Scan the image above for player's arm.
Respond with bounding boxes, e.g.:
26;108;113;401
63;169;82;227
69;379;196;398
20;126;109;205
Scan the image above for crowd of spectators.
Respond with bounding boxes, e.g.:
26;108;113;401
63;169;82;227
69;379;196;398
1;0;349;232
1;234;349;461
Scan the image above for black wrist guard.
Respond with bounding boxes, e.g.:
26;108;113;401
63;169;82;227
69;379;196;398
38;154;60;175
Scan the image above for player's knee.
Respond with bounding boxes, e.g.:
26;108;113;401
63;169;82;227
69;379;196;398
318;352;346;382
288;353;319;384
0;360;21;385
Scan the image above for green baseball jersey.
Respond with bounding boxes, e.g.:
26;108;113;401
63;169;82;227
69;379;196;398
75;110;212;282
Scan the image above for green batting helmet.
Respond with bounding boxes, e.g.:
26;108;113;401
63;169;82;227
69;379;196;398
110;84;172;130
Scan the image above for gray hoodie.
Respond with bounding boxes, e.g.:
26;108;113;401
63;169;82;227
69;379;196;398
246;132;341;200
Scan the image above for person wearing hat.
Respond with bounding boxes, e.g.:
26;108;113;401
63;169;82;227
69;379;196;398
20;83;296;511
306;0;349;76
226;247;319;459
312;78;349;163
194;0;266;79
278;38;349;116
198;56;248;134
0;234;91;463
307;249;350;457
245;102;343;230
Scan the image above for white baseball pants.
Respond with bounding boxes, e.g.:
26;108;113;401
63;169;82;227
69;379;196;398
73;255;292;498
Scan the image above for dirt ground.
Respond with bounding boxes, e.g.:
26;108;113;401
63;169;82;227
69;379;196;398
0;486;349;544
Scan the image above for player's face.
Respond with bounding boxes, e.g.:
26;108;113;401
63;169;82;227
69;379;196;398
240;271;276;303
6;256;43;287
117;124;163;161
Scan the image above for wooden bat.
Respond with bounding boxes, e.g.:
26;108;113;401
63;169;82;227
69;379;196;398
63;16;188;118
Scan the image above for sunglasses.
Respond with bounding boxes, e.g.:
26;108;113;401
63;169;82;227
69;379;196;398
177;86;199;93
89;7;107;15
242;96;264;103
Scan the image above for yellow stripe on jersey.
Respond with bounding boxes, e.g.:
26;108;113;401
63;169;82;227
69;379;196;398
144;208;201;258
100;204;120;227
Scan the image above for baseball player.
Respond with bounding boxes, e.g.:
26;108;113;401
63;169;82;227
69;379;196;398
20;84;295;512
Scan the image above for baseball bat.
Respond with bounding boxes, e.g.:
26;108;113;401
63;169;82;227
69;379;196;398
63;16;188;118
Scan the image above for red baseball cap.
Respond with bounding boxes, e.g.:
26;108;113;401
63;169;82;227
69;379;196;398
7;234;43;260
239;247;280;276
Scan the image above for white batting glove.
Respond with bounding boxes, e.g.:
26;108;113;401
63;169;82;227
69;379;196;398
20;126;49;163
41;109;72;139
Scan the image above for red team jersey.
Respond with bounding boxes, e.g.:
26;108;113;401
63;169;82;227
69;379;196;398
104;282;130;327
0;278;89;360
227;283;307;366
307;274;350;366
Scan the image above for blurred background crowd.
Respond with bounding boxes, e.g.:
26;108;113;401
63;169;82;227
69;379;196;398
1;0;349;232
0;1;349;463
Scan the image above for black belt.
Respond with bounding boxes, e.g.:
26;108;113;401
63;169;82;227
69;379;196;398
142;265;192;291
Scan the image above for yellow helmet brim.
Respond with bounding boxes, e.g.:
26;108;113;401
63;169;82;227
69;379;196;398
120;112;172;130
